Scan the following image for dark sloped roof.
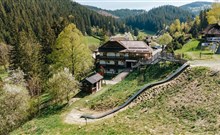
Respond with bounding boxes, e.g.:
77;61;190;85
120;41;153;53
202;24;220;35
85;73;103;84
98;40;153;53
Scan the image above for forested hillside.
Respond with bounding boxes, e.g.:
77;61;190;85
86;5;146;19
0;0;128;46
125;5;194;32
180;1;212;15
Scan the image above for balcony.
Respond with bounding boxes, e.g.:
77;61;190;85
99;64;126;69
97;55;144;60
206;37;220;42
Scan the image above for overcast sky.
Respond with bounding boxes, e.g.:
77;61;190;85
74;0;214;10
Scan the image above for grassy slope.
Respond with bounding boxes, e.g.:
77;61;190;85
85;36;101;46
88;62;180;111
0;66;8;79
175;39;220;60
12;67;220;135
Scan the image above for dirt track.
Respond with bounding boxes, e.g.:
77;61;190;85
189;60;220;70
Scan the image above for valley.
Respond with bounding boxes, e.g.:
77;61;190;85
0;0;220;135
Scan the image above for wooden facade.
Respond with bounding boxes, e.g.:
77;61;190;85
202;24;220;42
82;73;103;93
95;40;153;74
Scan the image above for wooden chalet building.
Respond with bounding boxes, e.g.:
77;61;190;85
202;24;220;42
82;73;103;93
95;40;153;74
202;24;220;54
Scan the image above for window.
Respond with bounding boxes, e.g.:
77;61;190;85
103;52;107;56
120;53;124;57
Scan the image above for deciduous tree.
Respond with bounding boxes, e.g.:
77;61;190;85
207;3;220;24
47;68;79;105
50;23;93;80
158;32;173;45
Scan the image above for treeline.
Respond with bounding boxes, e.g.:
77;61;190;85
0;0;128;46
0;23;93;134
158;8;210;52
125;5;194;32
86;5;146;19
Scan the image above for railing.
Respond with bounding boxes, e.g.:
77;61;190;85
207;37;220;42
97;55;146;60
80;63;189;119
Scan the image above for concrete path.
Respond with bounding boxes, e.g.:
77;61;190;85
105;70;130;85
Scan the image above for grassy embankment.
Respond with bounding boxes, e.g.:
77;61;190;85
11;66;220;135
84;36;101;51
175;39;220;60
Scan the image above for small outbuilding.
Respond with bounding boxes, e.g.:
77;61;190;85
82;73;104;93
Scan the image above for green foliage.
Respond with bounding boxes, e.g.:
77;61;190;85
126;5;193;32
0;42;10;70
11;67;220;135
190;16;201;38
0;78;30;134
88;62;180;111
207;3;220;24
50;24;93;80
158;32;173;45
10;32;43;79
0;0;128;46
169;19;182;35
47;68;79;105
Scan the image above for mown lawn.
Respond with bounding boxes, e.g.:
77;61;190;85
11;67;220;135
175;39;220;60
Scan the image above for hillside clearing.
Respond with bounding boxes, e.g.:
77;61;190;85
11;67;220;135
175;39;220;60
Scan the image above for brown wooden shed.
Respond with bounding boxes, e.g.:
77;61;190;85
82;73;103;93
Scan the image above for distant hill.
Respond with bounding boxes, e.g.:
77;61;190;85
180;1;212;15
125;5;194;32
85;5;146;19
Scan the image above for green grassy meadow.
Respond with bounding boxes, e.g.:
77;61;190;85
11;67;220;135
175;39;220;60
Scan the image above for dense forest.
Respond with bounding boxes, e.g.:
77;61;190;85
180;1;212;15
125;5;194;32
86;6;146;19
0;0;129;46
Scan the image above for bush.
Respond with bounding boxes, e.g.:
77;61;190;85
47;68;79;105
0;84;30;134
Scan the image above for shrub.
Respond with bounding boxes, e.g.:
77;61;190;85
0;84;30;134
47;68;79;105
